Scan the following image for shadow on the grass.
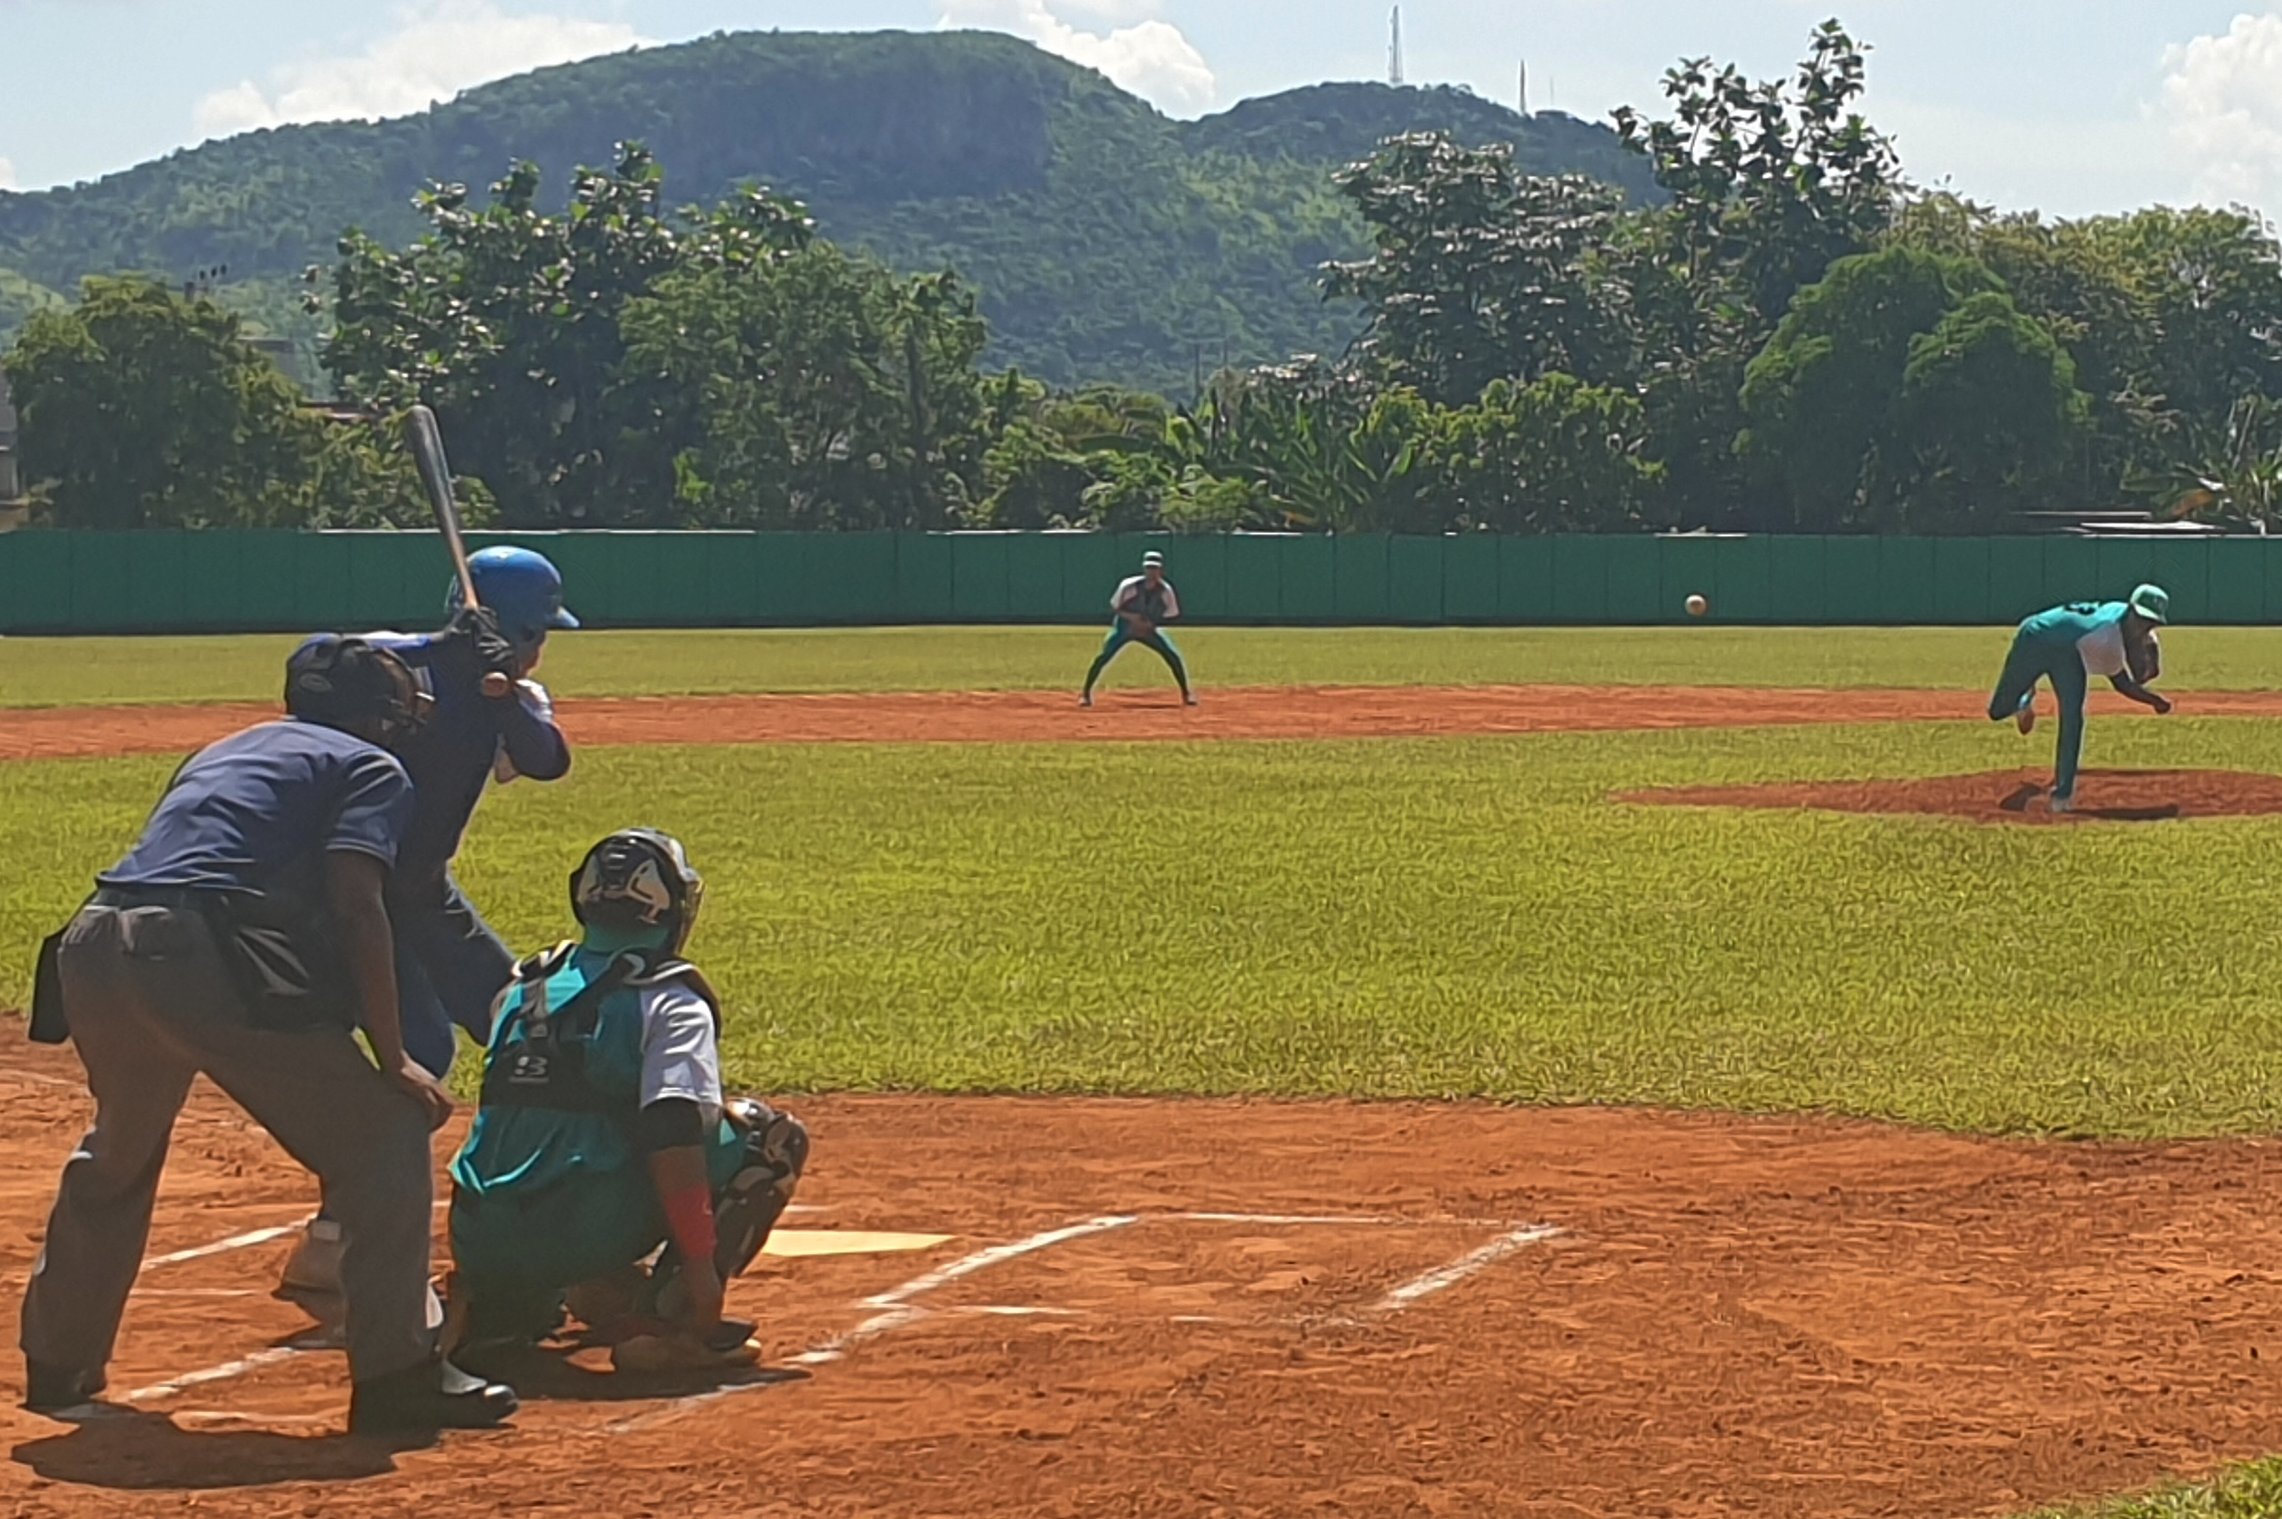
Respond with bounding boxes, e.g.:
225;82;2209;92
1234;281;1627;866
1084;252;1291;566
12;1411;400;1490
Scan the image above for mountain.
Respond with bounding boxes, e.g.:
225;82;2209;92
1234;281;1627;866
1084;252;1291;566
0;30;1655;395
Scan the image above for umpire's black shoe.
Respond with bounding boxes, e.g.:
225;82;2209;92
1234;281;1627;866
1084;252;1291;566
23;1359;105;1415
348;1356;518;1434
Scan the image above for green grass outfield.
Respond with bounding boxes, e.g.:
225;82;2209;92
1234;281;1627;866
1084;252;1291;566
6;661;2282;1138
9;623;2282;708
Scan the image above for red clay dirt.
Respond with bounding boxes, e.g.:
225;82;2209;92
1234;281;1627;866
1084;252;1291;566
1624;767;2282;825
10;682;2282;762
5;1035;2282;1519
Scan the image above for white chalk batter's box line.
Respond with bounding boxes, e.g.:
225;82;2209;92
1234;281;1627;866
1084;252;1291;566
118;1208;1562;1420
608;1211;1564;1434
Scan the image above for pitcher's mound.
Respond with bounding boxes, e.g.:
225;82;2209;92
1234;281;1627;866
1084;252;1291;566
1621;769;2282;825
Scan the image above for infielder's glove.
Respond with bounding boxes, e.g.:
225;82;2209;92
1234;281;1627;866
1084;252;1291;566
444;606;521;688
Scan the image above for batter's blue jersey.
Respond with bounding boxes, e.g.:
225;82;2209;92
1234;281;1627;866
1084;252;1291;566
294;632;570;890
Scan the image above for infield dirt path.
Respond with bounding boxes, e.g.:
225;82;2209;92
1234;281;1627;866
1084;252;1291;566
7;682;2274;762
2;1035;2281;1519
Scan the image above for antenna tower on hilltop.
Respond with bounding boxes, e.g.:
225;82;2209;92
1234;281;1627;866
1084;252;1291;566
1389;6;1405;87
1518;59;1528;115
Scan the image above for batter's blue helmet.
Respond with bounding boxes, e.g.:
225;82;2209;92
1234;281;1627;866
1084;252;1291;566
452;546;580;645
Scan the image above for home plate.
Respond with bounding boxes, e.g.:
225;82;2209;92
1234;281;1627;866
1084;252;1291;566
763;1230;953;1259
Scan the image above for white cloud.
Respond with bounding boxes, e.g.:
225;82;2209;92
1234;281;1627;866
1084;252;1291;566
0;157;17;192
193;1;653;142
937;0;1217;116
2163;11;2282;216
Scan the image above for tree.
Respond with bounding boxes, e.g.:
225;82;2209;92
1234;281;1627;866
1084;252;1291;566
1427;376;1664;532
3;276;417;529
1601;21;1905;531
1739;246;2090;531
622;254;991;529
1323;136;1627;405
1613;20;1900;331
318;144;817;527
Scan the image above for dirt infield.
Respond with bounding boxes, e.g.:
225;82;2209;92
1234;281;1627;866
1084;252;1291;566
1624;767;2282;825
10;682;2279;762
4;1038;2282;1518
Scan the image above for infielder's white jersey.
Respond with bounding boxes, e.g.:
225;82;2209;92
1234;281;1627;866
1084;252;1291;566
1113;576;1181;620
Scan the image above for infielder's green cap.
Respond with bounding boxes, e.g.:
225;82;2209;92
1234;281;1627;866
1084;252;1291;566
2129;583;2170;626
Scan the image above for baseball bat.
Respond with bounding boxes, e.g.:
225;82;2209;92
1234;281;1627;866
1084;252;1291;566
404;405;512;698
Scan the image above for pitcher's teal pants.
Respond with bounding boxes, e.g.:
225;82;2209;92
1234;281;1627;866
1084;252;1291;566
1988;627;2090;801
1085;622;1190;698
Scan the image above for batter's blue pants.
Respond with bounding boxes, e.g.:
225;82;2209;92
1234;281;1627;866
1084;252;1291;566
1989;628;2090;801
391;877;514;1079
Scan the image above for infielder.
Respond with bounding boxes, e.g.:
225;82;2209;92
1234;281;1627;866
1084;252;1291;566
1988;582;2173;812
446;830;809;1374
1082;550;1197;707
281;545;577;1297
21;639;515;1432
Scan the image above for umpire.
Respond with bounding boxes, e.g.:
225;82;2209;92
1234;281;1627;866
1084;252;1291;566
19;637;517;1434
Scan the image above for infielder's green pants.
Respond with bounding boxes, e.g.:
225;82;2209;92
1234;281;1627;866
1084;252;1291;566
1988;627;2089;800
1085;623;1190;696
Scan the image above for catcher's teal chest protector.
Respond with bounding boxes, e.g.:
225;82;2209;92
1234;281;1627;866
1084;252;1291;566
478;945;651;1118
456;943;711;1205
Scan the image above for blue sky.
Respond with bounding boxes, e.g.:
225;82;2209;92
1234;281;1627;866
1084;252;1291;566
0;1;2264;219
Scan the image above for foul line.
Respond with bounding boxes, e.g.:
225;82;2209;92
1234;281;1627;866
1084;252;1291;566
143;1223;305;1270
122;1207;1552;1416
1369;1226;1562;1314
129;1339;328;1405
1169;1211;1517;1229
608;1214;1138;1434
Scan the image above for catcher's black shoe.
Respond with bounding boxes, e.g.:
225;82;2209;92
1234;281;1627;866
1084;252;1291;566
349;1357;518;1435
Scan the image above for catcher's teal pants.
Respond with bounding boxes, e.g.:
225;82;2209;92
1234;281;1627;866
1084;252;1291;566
1989;625;2090;801
1085;622;1190;696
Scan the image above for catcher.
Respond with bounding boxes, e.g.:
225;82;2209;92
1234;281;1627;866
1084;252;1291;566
444;830;809;1374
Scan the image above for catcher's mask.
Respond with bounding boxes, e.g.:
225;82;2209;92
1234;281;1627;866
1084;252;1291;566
284;636;430;748
569;829;704;956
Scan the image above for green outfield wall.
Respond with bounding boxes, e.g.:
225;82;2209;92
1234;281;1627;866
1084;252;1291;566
0;530;2273;634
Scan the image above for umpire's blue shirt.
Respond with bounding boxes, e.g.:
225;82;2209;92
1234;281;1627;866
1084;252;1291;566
296;632;571;892
101;719;414;892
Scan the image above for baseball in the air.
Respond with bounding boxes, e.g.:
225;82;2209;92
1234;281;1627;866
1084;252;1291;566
1685;594;1709;618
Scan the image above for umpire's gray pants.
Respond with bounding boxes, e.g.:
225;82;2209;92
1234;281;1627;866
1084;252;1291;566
19;902;437;1385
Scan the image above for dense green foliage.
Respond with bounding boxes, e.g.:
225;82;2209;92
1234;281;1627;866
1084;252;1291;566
1738;246;2092;530
0;31;1647;394
0;265;64;343
0;276;425;528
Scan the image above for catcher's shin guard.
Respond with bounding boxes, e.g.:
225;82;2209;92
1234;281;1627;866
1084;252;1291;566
651;1100;810;1318
712;1099;810;1278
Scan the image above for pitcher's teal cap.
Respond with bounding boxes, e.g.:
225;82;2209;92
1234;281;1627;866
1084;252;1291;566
2129;584;2170;626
